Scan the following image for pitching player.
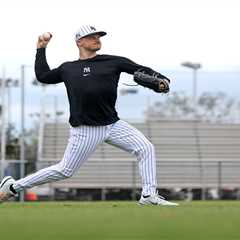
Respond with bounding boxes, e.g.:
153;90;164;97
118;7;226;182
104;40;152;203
0;25;178;206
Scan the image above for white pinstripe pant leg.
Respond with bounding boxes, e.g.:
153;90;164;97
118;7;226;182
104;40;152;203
106;120;157;196
13;125;106;192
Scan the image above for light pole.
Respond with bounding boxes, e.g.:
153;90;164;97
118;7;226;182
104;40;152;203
119;88;138;96
181;61;205;200
181;61;201;116
5;78;19;127
20;64;33;201
0;68;6;180
19;64;26;202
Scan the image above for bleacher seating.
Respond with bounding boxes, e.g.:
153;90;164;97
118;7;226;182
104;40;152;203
38;120;240;189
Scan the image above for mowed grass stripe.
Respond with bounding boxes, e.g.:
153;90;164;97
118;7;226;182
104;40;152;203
0;201;240;240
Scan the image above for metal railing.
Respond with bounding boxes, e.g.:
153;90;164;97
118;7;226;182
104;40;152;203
1;159;239;200
37;160;240;190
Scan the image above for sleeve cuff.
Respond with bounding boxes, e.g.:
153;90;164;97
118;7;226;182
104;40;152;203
36;48;46;53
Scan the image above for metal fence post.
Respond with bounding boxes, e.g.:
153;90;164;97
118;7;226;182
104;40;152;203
131;161;137;200
20;65;26;202
218;161;222;199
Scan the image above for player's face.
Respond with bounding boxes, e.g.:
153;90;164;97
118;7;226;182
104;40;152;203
78;34;102;51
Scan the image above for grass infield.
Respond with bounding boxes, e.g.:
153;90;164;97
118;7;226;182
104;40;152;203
0;201;240;240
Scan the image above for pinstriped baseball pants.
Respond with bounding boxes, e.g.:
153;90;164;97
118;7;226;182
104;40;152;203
13;120;157;196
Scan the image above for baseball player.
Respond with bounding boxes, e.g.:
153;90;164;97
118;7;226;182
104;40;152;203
0;25;178;206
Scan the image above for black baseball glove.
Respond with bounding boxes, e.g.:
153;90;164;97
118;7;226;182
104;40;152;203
133;70;170;93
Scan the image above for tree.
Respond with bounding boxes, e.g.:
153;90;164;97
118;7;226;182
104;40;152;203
6;123;20;159
198;92;234;121
144;91;236;122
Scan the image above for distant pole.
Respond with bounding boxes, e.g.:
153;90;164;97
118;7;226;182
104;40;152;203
20;65;26;202
0;68;6;180
5;78;19;132
181;61;201;117
193;69;197;114
181;61;205;200
37;86;46;162
7;84;11;126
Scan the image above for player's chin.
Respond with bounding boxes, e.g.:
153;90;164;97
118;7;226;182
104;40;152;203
92;46;101;51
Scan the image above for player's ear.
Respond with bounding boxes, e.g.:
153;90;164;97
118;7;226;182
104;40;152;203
76;39;84;48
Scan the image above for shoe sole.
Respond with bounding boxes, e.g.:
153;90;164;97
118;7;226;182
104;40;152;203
138;201;179;206
138;201;160;206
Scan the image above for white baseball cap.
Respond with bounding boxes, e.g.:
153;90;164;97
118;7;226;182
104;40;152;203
75;25;107;41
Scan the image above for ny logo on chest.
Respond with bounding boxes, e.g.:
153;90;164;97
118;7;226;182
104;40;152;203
83;67;91;76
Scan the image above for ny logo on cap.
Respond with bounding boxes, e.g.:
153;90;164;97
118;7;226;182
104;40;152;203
75;25;106;41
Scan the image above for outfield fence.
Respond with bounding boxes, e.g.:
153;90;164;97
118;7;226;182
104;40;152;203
36;159;240;190
1;120;240;200
0;159;240;200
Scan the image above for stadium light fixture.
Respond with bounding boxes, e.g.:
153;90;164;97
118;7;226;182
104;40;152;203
181;62;201;70
181;61;202;116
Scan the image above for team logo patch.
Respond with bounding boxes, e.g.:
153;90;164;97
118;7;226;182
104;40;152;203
83;67;91;76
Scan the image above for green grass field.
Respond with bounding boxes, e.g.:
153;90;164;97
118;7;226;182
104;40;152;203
0;201;240;240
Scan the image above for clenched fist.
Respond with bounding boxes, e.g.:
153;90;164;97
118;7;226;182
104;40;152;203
37;32;52;49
